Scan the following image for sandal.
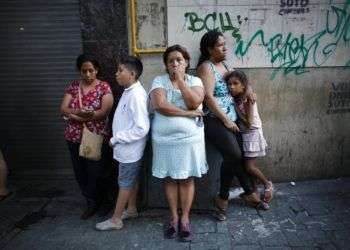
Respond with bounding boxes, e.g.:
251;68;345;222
256;201;270;210
179;222;193;242
263;181;274;203
212;196;228;221
164;220;178;239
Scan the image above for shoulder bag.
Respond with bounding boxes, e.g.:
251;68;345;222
78;84;103;161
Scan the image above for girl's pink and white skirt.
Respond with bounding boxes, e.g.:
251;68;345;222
242;128;267;158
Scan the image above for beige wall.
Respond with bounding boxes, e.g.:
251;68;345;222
247;68;350;181
134;0;350;181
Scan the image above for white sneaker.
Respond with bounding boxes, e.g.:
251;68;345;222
121;210;138;220
95;218;123;231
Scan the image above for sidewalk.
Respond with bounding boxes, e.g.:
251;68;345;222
0;178;349;250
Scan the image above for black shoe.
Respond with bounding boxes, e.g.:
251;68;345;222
81;207;98;220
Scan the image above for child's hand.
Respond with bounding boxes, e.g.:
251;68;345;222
246;91;257;104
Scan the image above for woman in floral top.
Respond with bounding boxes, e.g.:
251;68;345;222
60;54;114;219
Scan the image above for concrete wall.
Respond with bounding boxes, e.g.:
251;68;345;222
168;0;350;69
135;0;167;91
246;68;350;181
135;0;350;181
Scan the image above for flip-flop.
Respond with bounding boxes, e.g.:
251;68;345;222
164;220;178;239
0;191;12;202
263;181;274;203
256;201;270;210
179;222;193;242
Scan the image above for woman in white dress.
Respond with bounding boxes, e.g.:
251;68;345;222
149;45;208;242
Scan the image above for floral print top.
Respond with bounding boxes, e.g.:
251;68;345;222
203;61;237;121
64;80;112;143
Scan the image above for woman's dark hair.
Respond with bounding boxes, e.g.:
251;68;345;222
163;44;191;73
197;30;224;68
224;70;250;102
76;54;101;71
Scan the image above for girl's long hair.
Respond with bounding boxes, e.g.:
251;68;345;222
196;30;223;68
224;70;251;104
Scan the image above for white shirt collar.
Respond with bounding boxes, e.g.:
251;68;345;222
125;81;141;91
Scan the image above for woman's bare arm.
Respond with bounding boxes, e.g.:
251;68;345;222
197;63;239;132
60;93;113;122
176;78;204;110
150;88;202;117
90;93;114;120
60;94;89;122
60;94;78;117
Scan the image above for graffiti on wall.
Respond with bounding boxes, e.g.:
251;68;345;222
184;12;247;42
279;0;310;16
235;2;349;79
327;81;350;114
182;1;349;79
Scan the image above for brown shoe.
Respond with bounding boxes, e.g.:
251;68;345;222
81;207;97;220
213;196;228;221
242;192;261;208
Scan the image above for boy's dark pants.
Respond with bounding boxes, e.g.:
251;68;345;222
67;141;115;208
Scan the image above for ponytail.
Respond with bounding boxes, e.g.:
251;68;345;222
196;30;223;68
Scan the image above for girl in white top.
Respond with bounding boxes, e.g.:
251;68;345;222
225;70;273;205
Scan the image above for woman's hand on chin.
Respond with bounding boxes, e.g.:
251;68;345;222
171;68;186;82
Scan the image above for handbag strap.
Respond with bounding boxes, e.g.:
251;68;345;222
78;82;84;110
78;83;87;128
77;81;108;135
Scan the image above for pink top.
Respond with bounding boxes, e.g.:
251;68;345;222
237;100;262;130
64;80;112;143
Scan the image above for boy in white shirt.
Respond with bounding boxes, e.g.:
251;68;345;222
96;56;150;230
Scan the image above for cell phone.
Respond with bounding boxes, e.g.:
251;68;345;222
83;107;93;112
